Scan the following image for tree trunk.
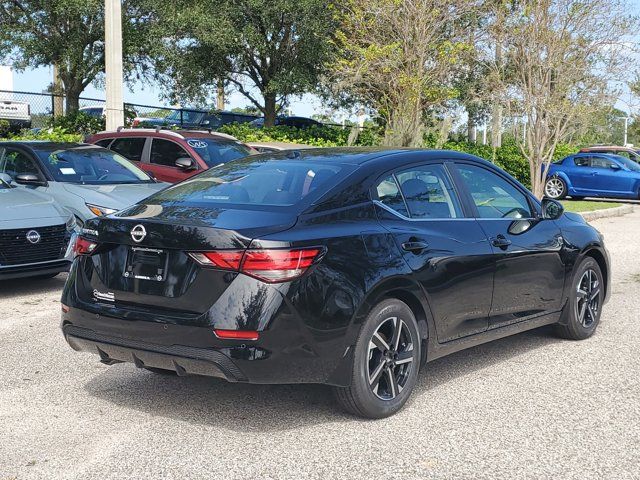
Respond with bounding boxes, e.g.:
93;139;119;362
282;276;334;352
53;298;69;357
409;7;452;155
64;79;84;114
467;117;477;143
491;106;502;148
384;104;422;147
263;93;277;127
216;82;225;110
491;25;504;148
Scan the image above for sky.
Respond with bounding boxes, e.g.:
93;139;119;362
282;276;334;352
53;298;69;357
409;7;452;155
8;65;329;118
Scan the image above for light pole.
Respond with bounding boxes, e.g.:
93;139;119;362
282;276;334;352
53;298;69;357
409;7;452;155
105;0;124;130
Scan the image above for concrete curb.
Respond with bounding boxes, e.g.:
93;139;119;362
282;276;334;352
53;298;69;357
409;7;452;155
580;204;635;222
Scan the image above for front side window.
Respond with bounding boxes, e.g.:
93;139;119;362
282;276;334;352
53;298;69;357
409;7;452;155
0;147;40;179
590;156;615;169
147;158;352;208
150;139;191;167
110;137;146;162
185;138;252;167
34;146;152;184
457;164;532;219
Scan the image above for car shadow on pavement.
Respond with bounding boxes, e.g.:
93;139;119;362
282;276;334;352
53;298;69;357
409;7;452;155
0;273;67;300
83;325;561;429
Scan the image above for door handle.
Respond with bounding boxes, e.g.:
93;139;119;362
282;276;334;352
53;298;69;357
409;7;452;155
491;235;512;250
402;241;429;253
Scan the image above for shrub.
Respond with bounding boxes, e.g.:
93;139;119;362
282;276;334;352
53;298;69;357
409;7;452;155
45;112;105;135
219;123;382;147
9;127;83;143
0;119;11;138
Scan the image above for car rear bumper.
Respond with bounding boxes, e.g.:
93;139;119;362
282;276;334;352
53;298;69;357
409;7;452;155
0;259;71;280
63;324;247;381
60;303;354;386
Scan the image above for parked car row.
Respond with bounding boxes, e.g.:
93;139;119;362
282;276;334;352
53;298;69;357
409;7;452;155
130;107;323;131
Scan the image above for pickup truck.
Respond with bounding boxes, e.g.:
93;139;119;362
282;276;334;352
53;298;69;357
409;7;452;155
0;100;31;133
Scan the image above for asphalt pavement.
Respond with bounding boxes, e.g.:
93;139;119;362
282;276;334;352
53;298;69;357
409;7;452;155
1;211;639;480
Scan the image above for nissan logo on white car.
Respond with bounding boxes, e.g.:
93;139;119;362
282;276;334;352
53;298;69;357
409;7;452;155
26;230;41;244
130;224;146;243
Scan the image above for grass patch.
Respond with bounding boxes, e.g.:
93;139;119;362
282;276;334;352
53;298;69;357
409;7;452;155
561;200;623;213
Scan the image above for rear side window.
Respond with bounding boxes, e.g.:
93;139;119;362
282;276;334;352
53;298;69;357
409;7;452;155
375;176;408;216
396;165;461;219
147;159;352;207
150;139;190;167
574;156;590;167
110;137;145;161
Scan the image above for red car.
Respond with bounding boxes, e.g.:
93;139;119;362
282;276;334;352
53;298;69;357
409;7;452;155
86;128;256;183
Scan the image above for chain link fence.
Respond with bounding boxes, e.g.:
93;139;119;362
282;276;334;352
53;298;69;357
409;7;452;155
0;90;374;140
0;90;208;129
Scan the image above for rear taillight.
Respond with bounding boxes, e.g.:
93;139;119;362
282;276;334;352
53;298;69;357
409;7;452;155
189;251;244;270
214;329;259;341
74;237;99;256
242;249;321;283
188;248;322;283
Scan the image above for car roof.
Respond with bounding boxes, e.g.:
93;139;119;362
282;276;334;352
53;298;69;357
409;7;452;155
574;151;623;158
580;145;635;151
250;147;488;166
90;128;239;141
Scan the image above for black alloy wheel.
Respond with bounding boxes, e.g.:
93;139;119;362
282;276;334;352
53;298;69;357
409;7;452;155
555;257;603;340
334;299;421;419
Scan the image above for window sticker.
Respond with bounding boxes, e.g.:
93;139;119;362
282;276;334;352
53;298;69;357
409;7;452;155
187;139;208;149
59;167;76;175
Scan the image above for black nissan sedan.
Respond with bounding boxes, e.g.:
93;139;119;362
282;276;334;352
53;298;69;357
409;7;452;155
61;148;610;418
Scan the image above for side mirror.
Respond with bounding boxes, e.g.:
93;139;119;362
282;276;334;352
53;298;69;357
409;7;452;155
0;173;13;185
610;163;621;170
15;173;47;187
541;197;564;220
175;157;196;170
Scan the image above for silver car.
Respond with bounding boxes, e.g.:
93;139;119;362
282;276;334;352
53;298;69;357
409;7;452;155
0;142;168;225
0;173;76;280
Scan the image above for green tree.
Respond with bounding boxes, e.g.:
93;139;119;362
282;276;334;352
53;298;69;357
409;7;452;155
0;0;153;112
494;0;635;198
150;0;338;127
328;0;478;147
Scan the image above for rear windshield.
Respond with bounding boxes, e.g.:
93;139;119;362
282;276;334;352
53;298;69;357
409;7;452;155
185;138;252;167
147;158;352;207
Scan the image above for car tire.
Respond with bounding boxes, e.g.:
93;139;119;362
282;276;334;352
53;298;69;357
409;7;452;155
555;257;604;340
333;298;421;419
545;176;567;199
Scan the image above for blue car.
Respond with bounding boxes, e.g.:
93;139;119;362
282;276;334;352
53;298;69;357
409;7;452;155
545;152;640;200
